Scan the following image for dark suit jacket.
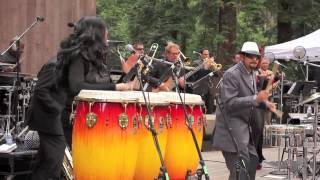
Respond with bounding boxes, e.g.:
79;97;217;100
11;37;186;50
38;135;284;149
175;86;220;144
27;57;66;135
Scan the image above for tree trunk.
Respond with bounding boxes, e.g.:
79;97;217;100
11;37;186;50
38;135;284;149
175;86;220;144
217;1;237;68
277;0;293;43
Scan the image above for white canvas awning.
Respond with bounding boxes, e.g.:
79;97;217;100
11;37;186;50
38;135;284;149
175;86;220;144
265;29;320;61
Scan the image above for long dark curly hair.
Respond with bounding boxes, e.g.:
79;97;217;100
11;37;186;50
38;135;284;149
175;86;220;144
56;16;108;88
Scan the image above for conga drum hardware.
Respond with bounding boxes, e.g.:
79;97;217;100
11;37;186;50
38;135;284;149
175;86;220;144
186;114;195;126
159;116;165;132
197;116;204;131
69;101;77;125
85;102;97;128
144;115;155;129
132;115;139;133
118;113;129;129
166;113;172;128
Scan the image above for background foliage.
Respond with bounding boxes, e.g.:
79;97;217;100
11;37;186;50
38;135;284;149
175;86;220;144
97;0;320;81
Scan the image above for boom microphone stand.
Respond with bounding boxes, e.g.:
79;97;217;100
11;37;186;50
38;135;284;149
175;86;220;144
1;16;44;142
171;70;210;180
215;97;251;180
135;58;169;180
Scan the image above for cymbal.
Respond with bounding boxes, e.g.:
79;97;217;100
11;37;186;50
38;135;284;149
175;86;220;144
297;92;320;106
0;72;34;78
0;62;14;66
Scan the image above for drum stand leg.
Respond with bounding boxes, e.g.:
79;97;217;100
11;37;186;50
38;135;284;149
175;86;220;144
270;133;288;176
3;87;14;144
172;74;210;180
312;99;319;180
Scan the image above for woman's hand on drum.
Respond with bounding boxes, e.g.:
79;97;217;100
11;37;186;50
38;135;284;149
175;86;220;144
131;77;140;90
115;79;140;91
158;83;170;91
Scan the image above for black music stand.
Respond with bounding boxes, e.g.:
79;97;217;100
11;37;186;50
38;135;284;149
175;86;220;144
287;81;317;97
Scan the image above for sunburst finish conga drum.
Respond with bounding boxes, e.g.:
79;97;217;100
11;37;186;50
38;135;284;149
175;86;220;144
132;91;169;180
159;92;204;179
72;90;140;180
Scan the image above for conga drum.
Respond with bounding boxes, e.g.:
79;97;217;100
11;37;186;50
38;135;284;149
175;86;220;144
132;91;169;180
159;92;204;179
72;90;140;180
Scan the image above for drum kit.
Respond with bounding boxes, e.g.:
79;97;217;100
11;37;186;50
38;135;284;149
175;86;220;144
266;92;320;179
0;69;36;143
70;90;207;180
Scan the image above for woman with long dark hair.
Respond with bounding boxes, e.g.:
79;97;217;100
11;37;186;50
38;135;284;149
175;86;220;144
57;16;138;147
29;16;137;179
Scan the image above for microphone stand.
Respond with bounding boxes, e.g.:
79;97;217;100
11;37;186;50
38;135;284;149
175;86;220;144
1;16;43;142
135;60;169;180
215;94;250;180
171;70;210;180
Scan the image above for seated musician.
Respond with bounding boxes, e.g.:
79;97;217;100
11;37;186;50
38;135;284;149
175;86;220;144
189;48;216;113
0;36;24;72
0;37;24;86
121;41;144;74
147;41;185;92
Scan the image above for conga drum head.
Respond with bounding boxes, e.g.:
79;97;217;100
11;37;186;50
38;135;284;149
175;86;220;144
158;91;204;105
75;89;137;103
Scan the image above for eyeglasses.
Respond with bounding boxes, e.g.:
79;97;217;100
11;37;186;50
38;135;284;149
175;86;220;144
135;48;144;51
168;52;180;56
245;53;260;60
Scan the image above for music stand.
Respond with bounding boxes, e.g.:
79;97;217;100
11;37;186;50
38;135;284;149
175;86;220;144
287;81;317;96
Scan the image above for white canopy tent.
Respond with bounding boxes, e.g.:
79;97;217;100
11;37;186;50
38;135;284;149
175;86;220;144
265;29;320;61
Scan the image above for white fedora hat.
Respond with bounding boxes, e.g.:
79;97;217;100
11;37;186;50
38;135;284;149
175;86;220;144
240;41;260;56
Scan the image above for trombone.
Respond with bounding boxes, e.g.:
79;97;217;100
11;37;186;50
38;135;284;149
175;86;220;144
143;43;159;74
179;50;192;65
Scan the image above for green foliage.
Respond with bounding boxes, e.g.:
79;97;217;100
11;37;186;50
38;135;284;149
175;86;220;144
237;0;277;48
96;0;132;42
97;0;320;79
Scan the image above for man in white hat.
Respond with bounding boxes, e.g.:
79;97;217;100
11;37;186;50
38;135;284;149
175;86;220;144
212;41;275;180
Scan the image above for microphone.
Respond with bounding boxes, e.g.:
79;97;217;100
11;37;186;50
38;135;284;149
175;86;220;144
274;60;288;69
107;40;125;44
36;16;45;22
125;44;135;53
67;22;75;27
264;52;288;69
24;130;40;150
193;51;201;56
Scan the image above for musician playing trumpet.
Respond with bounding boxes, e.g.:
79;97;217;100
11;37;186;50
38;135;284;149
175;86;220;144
189;48;219;113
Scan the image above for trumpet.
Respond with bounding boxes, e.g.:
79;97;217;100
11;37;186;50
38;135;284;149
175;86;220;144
179;50;192;65
204;57;223;71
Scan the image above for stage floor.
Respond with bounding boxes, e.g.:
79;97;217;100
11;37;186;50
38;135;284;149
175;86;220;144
203;147;308;180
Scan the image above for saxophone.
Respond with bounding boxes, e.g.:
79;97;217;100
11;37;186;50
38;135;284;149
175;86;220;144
62;147;74;180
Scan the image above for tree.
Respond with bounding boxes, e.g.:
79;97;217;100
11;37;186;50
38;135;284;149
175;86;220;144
217;0;237;66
